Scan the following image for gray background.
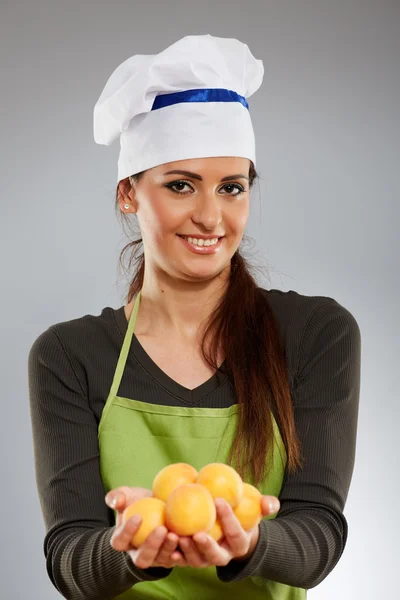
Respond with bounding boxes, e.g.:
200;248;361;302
1;1;398;598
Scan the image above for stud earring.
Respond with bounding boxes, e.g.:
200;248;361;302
124;204;130;209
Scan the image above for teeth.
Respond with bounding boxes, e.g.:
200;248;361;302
182;236;219;247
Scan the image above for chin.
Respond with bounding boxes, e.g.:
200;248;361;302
180;263;230;281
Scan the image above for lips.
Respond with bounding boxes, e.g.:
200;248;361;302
177;234;224;254
177;234;223;240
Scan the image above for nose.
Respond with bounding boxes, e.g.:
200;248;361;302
191;190;222;231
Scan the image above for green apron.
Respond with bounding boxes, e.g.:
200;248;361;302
98;291;307;599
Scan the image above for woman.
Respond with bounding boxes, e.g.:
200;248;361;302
28;35;361;599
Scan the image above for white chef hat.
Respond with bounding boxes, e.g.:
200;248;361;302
93;34;264;182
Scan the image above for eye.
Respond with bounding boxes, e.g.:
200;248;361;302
164;180;194;195
220;183;245;196
164;180;246;197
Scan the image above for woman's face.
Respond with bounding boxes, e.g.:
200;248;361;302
123;156;251;282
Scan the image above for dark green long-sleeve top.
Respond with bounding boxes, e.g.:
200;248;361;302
28;287;361;600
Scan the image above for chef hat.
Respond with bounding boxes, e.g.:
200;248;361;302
93;34;264;182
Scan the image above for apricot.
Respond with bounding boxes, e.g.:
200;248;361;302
233;483;262;530
152;462;198;502
208;518;223;542
122;497;166;547
165;483;216;536
196;463;243;508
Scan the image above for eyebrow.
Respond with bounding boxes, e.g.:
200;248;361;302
162;170;249;182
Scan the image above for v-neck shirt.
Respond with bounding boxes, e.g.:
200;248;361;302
113;305;229;406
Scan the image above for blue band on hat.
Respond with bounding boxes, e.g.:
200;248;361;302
151;88;249;111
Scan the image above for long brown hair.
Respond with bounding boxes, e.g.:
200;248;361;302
115;163;304;486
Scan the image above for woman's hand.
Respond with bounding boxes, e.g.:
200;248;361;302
105;486;188;569
178;495;280;568
105;487;280;570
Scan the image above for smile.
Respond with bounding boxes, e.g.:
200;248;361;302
177;234;224;254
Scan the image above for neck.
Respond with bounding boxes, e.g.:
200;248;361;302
126;266;230;342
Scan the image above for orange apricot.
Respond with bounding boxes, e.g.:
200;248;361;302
152;462;198;502
122;497;166;547
165;483;216;536
208;518;223;542
233;483;262;530
196;463;243;508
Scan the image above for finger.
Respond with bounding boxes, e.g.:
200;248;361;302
106;486;135;508
179;537;209;568
135;526;169;569
110;516;142;552
155;547;188;569
261;495;280;516
167;543;188;567
153;532;180;567
106;489;130;530
215;498;249;557
168;552;188;568
105;486;152;510
192;532;231;567
105;491;124;511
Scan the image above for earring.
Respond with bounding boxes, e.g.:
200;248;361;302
124;204;130;209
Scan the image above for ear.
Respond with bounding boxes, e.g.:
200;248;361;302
118;178;137;213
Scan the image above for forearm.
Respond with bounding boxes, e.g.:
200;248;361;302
217;507;346;589
47;526;172;600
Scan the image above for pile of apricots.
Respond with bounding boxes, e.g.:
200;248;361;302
122;462;263;548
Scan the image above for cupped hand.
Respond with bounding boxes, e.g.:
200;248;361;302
105;486;188;569
178;495;280;568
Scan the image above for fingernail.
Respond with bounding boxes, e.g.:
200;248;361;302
269;502;279;513
110;494;119;508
